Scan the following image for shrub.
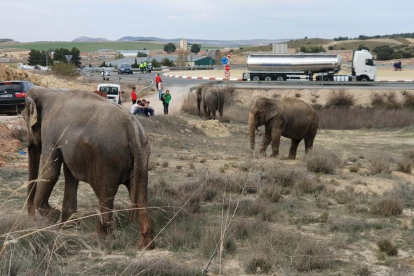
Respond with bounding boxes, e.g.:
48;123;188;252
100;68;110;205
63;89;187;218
199;224;236;258
349;163;360;173
357;266;372;276
403;91;414;109
328;46;334;50
51;63;80;77
304;149;341;174
245;258;272;274
376;52;392;60
181;94;198;115
396;158;412;173
260;186;281;203
370;198;403;217
326;90;355;108
377;239;398;256
371;92;402;109
368;155;391;174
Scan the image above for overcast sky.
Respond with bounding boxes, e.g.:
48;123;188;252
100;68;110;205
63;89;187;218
1;0;413;42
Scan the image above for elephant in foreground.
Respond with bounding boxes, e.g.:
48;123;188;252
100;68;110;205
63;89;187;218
249;96;319;159
195;84;225;121
22;87;154;249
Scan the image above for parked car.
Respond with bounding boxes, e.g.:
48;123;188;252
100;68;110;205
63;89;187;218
0;81;34;114
96;84;122;105
118;64;133;74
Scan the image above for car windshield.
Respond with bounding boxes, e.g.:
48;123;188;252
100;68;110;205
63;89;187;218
120;64;131;69
0;83;21;92
99;87;118;95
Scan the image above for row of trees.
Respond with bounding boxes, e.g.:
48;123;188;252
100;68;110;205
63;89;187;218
163;43;201;54
297;45;326;53
27;47;81;66
334;32;414;41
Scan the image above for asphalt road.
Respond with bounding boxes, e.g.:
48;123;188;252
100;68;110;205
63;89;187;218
91;72;414;90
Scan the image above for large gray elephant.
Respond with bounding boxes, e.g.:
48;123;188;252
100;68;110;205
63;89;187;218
22;87;154;249
249;96;319;159
195;84;225;122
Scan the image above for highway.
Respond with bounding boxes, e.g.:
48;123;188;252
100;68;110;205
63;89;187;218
89;71;414;90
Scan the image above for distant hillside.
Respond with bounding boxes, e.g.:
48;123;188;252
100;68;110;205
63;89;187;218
117;36;290;46
0;39;15;43
72;36;112;42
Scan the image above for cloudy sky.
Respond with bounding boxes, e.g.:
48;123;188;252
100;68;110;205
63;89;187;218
1;0;413;42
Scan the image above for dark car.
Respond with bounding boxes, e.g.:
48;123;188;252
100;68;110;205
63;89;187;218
0;81;35;114
117;64;133;74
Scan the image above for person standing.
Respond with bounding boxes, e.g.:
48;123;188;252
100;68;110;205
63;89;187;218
155;73;163;100
161;90;171;115
131;87;137;104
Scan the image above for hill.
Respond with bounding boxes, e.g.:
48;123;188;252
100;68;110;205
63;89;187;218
72;36;112;42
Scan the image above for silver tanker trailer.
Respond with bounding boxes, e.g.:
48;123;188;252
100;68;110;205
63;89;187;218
242;50;376;82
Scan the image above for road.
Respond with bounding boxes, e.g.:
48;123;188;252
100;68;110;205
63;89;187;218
91;71;414;90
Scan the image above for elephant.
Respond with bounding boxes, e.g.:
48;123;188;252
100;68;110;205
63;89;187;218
22;87;154;249
195;84;225;122
249;96;319;159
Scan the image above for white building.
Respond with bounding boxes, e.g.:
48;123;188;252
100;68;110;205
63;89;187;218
117;50;150;57
179;39;188;50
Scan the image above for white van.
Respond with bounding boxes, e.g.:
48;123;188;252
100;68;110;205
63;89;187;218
97;84;122;105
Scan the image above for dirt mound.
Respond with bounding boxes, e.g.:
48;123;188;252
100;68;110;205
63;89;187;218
187;119;230;137
0;64;33;83
0;123;23;167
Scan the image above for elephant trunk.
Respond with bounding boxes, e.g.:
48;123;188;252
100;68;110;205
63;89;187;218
27;145;41;217
249;112;256;151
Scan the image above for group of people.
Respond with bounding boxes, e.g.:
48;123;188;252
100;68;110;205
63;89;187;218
393;61;402;71
129;73;172;116
139;61;151;73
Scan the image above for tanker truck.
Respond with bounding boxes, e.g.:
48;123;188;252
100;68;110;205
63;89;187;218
242;50;376;82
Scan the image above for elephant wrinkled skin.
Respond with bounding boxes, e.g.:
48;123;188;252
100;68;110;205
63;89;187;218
249;96;319;159
22;87;154;249
195;84;225;122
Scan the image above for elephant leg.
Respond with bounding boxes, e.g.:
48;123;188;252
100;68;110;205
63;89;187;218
93;180;118;238
61;163;79;223
289;139;302;159
260;127;272;155
203;102;208;119
270;130;282;158
212;109;216;120
34;149;63;223
305;127;318;153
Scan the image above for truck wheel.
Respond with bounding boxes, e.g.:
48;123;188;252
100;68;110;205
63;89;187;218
323;76;331;81
275;75;285;81
252;75;260;81
264;75;272;81
360;76;369;81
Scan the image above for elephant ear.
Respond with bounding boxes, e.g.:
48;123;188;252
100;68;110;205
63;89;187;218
25;97;38;127
265;99;278;121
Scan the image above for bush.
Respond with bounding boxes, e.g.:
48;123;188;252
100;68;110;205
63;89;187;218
377;239;398;256
402;52;413;58
371;92;402;109
328;46;334;50
245;258;272;274
349;163;360;173
304;149;341;174
368;155;391;174
326;90;355;108
260;186;281;203
370;198;403;217
376;52;392;60
403;91;414;109
357;266;372;276
396;158;412;173
51;63;80;77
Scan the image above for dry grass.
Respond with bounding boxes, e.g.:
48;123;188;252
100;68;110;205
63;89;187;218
396;158;412;173
325;90;355;108
370;198;404;217
371;92;402;109
377;239;398;256
317;107;414;129
368;155;392;175
303;149;341;174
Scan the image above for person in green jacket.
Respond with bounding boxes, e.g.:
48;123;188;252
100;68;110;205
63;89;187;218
139;62;144;73
143;61;147;72
161;90;172;115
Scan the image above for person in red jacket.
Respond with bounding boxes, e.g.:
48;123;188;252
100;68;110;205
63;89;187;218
131;87;137;104
155;74;163;100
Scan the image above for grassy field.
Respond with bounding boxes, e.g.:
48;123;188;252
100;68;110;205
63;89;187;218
330;41;401;51
287;38;333;48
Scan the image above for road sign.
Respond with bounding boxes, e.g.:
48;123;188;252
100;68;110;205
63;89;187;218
224;65;230;71
65;55;73;62
224;71;231;78
221;56;229;65
227;52;231;58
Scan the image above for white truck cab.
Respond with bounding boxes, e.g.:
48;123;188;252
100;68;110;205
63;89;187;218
97;84;122;105
352;50;377;81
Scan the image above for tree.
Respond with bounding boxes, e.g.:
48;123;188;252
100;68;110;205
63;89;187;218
163;43;176;53
71;47;81;66
190;44;201;54
161;58;174;67
116;53;124;59
328;46;334;50
373;45;394;54
358;45;370;51
28;49;48;66
53;48;71;63
151;59;161;67
176;50;188;66
376;52;392;60
131;58;139;68
137;52;147;57
100;61;107;67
